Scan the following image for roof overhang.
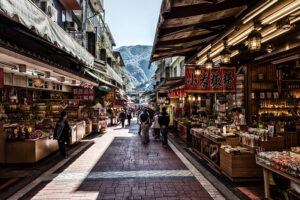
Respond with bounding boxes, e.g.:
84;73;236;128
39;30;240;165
155;76;185;92
149;0;258;65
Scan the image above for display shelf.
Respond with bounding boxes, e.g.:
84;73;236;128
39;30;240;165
259;107;298;109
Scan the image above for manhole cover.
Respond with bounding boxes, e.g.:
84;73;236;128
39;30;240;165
147;152;159;157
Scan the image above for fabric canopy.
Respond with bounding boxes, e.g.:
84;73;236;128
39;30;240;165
0;0;94;67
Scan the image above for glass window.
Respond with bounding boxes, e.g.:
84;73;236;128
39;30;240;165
180;61;185;76
62;10;66;22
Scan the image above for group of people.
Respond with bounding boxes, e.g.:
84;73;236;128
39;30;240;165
118;110;132;128
138;107;170;146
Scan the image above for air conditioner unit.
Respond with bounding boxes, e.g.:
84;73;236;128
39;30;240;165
40;0;57;22
65;22;78;31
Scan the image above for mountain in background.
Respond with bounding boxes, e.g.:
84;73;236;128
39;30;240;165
116;45;157;90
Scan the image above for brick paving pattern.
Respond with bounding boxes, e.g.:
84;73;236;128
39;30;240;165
16;120;222;200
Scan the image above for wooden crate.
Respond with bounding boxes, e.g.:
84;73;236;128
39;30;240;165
260;136;284;151
220;148;262;180
277;132;299;149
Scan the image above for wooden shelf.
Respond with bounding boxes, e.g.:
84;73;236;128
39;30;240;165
259;107;297;109
282;79;300;82
252;80;277;83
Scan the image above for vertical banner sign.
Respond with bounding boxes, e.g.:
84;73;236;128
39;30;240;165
72;87;95;102
185;66;236;93
0;68;4;88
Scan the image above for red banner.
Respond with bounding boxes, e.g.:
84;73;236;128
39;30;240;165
72;87;95;102
168;88;187;98
185;66;236;93
115;99;124;106
0;68;4;88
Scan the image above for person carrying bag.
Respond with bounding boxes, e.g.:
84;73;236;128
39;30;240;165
54;111;71;158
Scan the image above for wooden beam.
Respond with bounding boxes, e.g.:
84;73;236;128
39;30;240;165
155;46;199;54
172;0;224;7
159;17;234;35
163;6;245;28
157;32;217;45
164;0;248;19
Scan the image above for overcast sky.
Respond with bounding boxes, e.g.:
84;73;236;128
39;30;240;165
104;0;162;48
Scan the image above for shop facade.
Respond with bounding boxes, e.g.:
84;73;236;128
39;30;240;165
150;0;300;198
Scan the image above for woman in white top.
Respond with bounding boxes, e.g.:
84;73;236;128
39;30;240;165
152;112;161;140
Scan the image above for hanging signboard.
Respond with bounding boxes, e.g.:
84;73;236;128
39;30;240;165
72;87;95;102
185;66;236;93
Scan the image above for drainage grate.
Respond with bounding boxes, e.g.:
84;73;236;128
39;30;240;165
147;152;159;157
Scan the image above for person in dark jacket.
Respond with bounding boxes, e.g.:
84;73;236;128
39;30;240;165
54;111;71;158
127;112;132;126
119;110;126;128
158;107;170;146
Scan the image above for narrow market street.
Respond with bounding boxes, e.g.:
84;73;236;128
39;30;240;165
11;119;224;200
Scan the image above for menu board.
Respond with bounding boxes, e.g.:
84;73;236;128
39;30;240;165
72;87;95;102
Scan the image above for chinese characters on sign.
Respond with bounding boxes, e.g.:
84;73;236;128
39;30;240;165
72;87;95;102
185;67;236;93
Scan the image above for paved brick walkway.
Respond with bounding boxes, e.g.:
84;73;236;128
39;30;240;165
12;120;224;200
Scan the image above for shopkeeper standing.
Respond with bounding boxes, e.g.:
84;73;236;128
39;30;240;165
54;111;71;159
233;108;246;126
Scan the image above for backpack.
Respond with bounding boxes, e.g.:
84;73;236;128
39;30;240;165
140;112;149;123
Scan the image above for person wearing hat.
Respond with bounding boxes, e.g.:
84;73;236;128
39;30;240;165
54;111;71;158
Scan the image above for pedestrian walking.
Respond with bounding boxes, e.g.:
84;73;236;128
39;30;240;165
127;112;132;126
54;111;71;158
158;107;170;146
119;110;126;128
151;112;160;140
140;109;150;144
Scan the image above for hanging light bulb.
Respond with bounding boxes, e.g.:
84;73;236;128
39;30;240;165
205;51;213;69
195;66;201;75
188;95;192;101
220;39;231;64
247;22;262;51
198;96;201;101
266;44;273;53
192;96;196;101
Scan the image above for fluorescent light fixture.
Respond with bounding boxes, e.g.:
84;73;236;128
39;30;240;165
262;29;289;43
291;16;300;23
262;1;300;24
243;0;278;24
213;56;221;62
230;50;239;57
228;28;253;46
197;44;211;57
261;27;277;37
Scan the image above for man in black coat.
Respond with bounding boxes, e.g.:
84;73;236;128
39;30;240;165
158;107;170;146
54;111;71;158
119;110;126;128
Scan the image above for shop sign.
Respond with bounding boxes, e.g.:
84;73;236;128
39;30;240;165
157;97;169;105
115;99;124;106
185;66;236;93
0;68;3;88
72;87;95;102
168;89;186;98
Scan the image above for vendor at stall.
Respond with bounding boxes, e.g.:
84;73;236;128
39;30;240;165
232;108;246;126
